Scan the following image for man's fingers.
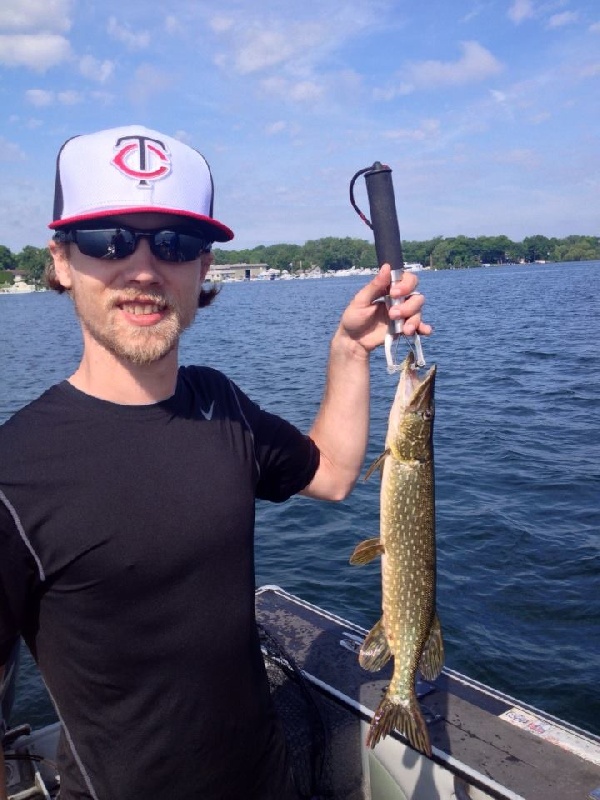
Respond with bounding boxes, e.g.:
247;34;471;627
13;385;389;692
389;271;418;298
388;290;424;320
352;264;392;307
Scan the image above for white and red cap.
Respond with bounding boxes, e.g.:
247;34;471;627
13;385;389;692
49;125;234;242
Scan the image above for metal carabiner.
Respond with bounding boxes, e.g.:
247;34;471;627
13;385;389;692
384;331;426;373
384;268;426;372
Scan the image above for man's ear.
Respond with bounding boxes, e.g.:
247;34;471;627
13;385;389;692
49;240;73;289
200;251;214;282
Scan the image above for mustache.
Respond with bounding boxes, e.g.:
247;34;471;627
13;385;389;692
108;290;174;309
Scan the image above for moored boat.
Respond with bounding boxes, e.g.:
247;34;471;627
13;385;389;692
0;276;36;294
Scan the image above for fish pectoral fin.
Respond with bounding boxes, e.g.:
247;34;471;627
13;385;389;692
418;613;445;681
349;537;384;565
359;618;392;672
364;449;391;481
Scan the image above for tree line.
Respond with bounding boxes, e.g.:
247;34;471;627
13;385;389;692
1;234;598;286
212;234;600;272
0;245;49;286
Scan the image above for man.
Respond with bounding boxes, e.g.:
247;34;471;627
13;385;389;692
0;125;429;800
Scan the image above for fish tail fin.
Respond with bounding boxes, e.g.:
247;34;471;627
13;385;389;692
367;695;432;757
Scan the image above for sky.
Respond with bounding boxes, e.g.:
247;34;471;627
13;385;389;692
0;0;599;253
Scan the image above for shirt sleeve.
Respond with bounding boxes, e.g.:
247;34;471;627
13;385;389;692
0;498;40;664
228;383;320;503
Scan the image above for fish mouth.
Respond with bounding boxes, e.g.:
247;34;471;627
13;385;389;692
400;351;436;413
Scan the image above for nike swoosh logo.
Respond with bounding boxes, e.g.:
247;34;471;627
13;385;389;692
200;400;215;421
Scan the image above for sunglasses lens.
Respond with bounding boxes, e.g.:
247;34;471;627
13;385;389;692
75;229;136;259
60;228;210;262
151;232;209;262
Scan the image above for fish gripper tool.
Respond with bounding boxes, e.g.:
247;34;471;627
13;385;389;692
350;161;426;372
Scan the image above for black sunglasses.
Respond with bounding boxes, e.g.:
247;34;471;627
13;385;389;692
53;226;212;263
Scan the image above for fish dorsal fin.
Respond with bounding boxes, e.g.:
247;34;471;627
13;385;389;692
359;618;392;672
418;613;444;681
349;537;384;566
364;449;391;481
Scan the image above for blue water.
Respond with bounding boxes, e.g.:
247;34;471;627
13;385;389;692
1;262;599;735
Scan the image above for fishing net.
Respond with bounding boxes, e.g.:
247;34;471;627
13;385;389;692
259;623;369;800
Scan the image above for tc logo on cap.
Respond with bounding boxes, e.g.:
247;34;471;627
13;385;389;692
111;134;171;186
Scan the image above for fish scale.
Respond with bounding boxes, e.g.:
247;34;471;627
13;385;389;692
350;350;443;756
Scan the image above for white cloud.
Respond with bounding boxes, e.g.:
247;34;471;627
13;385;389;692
57;90;82;105
209;15;235;34
529;111;551;124
165;15;183;35
508;0;535;24
0;33;71;70
25;89;53;106
26;88;83;106
384;119;441;142
266;121;287;135
210;11;371;78
173;130;193;145
0;0;72;33
580;62;600;78
461;4;485;24
289;81;324;102
397;41;503;94
126;64;173;106
590;22;600;33
107;16;150;50
0;137;26;161
493;148;540;168
547;11;579;29
261;76;325;103
79;55;114;83
89;90;114;106
229;25;321;74
8;114;42;129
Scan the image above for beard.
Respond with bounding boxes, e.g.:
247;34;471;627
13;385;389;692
71;286;198;366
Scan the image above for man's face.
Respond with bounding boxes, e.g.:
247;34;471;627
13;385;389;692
51;214;212;366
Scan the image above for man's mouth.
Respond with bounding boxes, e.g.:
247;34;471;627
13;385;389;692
114;297;171;325
120;302;166;315
115;293;169;309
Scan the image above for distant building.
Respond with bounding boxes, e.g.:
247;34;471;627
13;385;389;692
206;263;271;282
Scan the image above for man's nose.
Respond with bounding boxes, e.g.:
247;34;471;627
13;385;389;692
120;238;163;283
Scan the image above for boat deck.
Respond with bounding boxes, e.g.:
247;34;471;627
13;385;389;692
256;585;600;800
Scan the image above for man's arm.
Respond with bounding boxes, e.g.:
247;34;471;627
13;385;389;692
301;264;430;501
0;665;7;800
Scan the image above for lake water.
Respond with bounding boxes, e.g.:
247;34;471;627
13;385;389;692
1;261;599;736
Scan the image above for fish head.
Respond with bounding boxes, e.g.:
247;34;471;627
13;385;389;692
387;351;436;461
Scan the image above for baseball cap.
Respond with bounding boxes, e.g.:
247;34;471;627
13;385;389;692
49;125;234;242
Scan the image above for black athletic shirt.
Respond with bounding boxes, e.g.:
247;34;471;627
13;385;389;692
0;366;319;799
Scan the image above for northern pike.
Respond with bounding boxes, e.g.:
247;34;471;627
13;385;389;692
350;349;443;756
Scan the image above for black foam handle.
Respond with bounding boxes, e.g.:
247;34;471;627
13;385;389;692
364;162;404;273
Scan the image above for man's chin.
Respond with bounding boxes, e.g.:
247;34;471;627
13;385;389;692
111;334;180;365
122;343;178;366
86;324;181;366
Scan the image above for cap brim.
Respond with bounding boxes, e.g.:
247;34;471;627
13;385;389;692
49;207;234;242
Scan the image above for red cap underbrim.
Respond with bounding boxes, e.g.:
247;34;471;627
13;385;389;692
49;207;234;242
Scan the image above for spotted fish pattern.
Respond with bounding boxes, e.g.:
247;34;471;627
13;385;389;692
350;350;443;756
